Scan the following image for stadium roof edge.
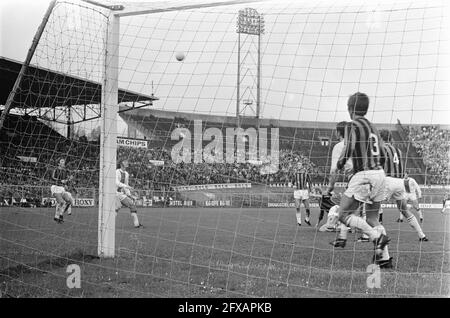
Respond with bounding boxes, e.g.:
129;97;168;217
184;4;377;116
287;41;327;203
119;106;450;130
0;56;158;109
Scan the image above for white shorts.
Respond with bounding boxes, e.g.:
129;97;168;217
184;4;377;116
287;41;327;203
51;185;65;195
115;192;128;210
294;189;309;200
384;177;406;201
405;193;417;202
344;169;386;203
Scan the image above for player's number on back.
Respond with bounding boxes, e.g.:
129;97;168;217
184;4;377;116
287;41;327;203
369;133;380;156
393;153;399;164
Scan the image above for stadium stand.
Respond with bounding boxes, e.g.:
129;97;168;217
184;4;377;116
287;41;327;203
1;110;448;206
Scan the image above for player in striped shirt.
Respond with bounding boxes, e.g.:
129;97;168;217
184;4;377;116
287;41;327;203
291;163;312;226
379;130;403;178
362;130;429;245
116;159;143;228
330;92;390;265
378;129;404;223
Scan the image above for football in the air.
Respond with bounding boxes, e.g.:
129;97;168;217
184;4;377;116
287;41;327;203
175;52;185;61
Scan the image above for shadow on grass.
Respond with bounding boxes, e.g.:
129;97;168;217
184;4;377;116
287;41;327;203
0;249;98;280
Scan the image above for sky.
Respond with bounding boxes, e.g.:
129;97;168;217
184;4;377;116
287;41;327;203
1;0;450;129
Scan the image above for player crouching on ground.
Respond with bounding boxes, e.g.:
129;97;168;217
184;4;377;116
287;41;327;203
116;159;144;228
312;189;351;233
51;158;75;223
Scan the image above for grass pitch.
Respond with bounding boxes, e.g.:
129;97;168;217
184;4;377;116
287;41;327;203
0;205;449;297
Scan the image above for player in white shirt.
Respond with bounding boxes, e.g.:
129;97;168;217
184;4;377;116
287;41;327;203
384;176;428;241
327;121;353;196
397;173;423;223
116;159;143;228
442;194;450;213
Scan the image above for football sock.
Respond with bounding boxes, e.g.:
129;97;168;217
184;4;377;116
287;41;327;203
399;213;404;221
318;209;324;222
338;223;349;239
344;215;378;241
407;215;425;238
374;225;390;260
417;209;423;220
296;212;302;224
56;202;64;218
54;205;60;219
131;213;140;227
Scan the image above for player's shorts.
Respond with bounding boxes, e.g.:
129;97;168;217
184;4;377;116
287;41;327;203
404;193;417;202
383;177;406;201
115;191;136;211
344;169;386;203
51;185;65;195
115;192;128;210
294;189;309;200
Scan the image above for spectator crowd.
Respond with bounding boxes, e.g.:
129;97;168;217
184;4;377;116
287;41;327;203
409;126;450;185
1;115;449;207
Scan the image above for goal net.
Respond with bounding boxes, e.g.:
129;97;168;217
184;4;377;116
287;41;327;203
0;0;449;298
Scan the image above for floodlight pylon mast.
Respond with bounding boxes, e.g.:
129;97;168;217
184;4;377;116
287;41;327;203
236;7;264;129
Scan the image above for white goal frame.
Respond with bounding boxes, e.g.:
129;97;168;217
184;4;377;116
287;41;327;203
95;0;267;257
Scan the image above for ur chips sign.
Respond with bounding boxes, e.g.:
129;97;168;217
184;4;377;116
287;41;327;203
117;137;148;148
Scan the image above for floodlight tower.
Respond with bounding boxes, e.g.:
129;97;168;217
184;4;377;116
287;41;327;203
236;8;265;129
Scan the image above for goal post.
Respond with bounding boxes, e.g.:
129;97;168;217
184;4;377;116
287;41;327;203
98;14;119;258
95;0;268;258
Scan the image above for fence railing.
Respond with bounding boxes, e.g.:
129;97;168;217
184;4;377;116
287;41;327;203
0;184;447;208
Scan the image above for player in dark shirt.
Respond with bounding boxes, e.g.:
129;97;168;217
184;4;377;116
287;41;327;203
50;158;75;223
378;129;404;223
331;92;391;267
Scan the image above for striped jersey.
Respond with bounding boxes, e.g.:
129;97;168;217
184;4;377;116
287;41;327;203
52;167;69;186
292;172;311;190
404;177;421;197
383;143;404;178
339;117;384;173
116;169;129;192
